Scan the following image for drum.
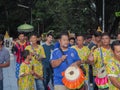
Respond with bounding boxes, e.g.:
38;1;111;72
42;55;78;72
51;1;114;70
95;66;109;89
62;66;85;89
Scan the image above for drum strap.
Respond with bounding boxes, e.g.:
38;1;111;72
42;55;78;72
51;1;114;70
59;48;68;64
100;48;104;67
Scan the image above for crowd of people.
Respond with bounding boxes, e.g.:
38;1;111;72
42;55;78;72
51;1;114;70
0;30;120;90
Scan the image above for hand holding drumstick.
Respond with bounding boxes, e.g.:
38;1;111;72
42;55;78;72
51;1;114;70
88;46;98;64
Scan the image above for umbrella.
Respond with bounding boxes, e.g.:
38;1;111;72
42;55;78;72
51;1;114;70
17;23;34;32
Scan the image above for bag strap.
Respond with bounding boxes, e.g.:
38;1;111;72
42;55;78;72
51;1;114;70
59;48;65;55
100;48;104;67
59;48;68;64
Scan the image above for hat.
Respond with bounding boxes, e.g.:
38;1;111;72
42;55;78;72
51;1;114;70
97;26;102;33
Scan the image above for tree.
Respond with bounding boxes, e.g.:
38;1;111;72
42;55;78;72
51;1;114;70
0;0;120;37
32;0;97;35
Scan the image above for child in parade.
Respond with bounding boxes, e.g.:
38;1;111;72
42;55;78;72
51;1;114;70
25;33;45;90
18;50;34;90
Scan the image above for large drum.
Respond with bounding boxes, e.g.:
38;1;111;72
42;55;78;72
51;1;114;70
62;66;85;89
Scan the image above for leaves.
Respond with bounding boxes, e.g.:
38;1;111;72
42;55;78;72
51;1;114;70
0;0;120;36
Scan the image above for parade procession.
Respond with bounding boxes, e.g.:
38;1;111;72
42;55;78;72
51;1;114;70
0;0;120;90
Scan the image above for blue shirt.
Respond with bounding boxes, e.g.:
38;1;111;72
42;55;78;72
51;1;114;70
54;41;71;49
50;47;80;85
54;42;60;49
0;47;10;80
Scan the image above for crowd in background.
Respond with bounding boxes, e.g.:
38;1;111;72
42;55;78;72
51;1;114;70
1;30;120;90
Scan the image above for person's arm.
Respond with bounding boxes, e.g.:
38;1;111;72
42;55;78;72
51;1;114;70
0;49;10;68
87;52;94;64
87;46;98;64
109;76;120;89
20;72;31;77
33;72;44;80
88;48;98;65
51;55;67;68
19;64;33;77
70;49;83;66
72;60;82;66
19;64;25;77
81;60;89;64
0;61;10;68
39;46;46;60
84;47;91;64
12;42;18;52
106;60;120;89
20;70;35;77
40;46;46;58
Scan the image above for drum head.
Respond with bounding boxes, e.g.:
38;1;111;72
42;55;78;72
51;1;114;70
97;66;107;78
62;66;85;89
65;66;80;81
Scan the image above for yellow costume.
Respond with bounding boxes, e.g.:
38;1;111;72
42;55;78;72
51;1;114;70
25;45;46;78
19;62;34;90
72;46;90;79
93;47;113;76
106;58;120;90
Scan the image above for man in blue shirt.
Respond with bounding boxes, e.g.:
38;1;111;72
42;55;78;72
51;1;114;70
50;32;81;90
0;34;10;90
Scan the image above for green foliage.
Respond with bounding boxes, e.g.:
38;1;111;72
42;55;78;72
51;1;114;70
32;0;96;35
0;0;119;37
